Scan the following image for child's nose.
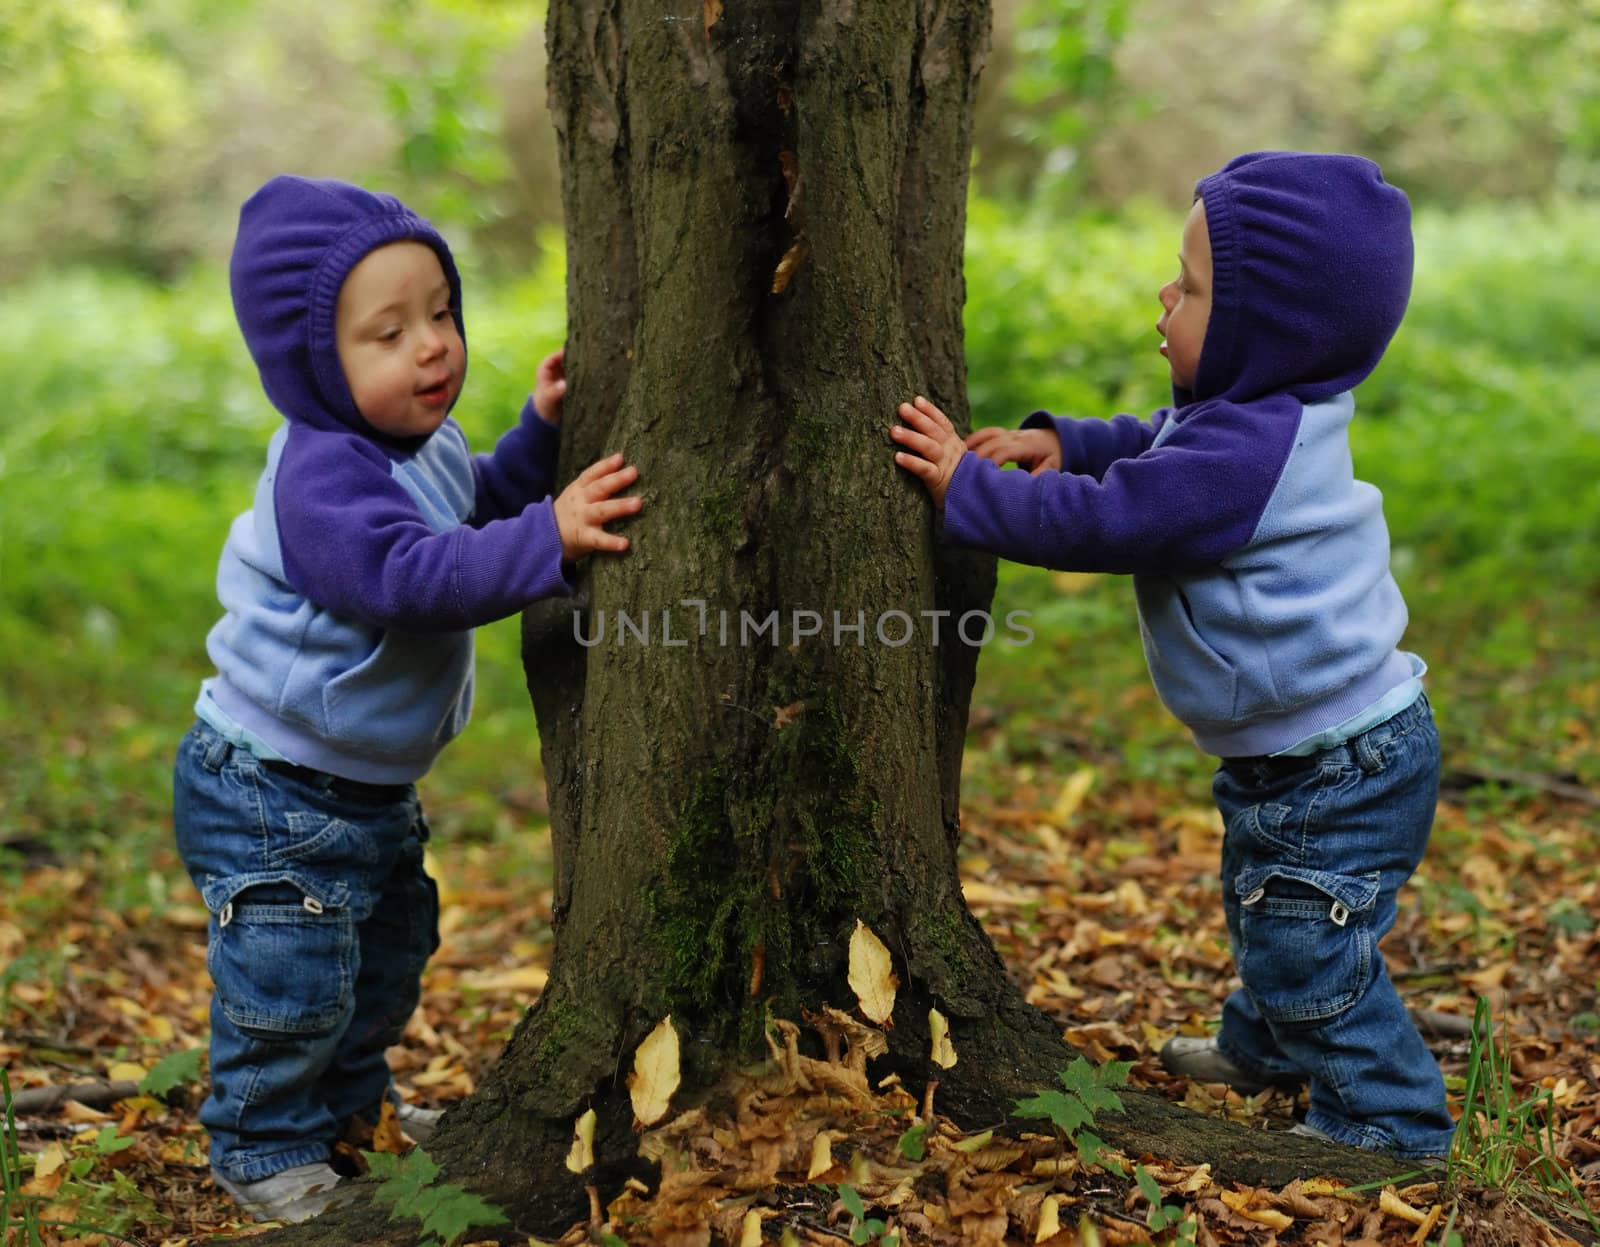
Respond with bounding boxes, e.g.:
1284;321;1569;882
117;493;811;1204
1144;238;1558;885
417;326;448;360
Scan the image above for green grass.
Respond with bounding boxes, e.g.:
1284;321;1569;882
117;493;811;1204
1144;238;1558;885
1447;997;1600;1240
1;200;1596;887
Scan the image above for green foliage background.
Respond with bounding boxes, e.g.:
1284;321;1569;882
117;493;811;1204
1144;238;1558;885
1;0;1596;883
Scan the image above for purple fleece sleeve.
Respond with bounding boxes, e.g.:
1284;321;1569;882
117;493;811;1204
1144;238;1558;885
277;430;573;632
472;397;561;525
1019;409;1165;481
944;398;1298;575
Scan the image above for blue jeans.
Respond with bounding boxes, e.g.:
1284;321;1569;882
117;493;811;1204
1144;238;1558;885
173;722;439;1183
1213;694;1455;1159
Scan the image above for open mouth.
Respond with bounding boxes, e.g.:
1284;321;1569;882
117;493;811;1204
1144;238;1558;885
416;379;451;406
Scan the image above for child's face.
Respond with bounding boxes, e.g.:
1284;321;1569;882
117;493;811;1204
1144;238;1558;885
1157;198;1211;391
335;241;464;438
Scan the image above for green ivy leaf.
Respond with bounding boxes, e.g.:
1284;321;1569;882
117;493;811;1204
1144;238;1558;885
1135;1162;1162;1207
369;1147;441;1213
419;1186;509;1245
897;1122;929;1161
1058;1057;1130;1115
838;1181;866;1220
1013;1088;1092;1136
1075;1129;1122;1176
138;1047;203;1098
366;1147;508;1245
93;1126;136;1155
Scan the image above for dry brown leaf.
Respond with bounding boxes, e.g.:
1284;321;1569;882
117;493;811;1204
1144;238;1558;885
704;0;723;35
1219;1187;1294;1231
1410;1202;1444;1242
60;1100;113;1124
373;1097;406;1153
770;238;809;295
772;699;807;730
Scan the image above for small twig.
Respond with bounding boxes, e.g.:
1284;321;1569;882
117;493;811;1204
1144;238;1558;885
5;1121;77;1141
1442;764;1600;807
9;1033;96;1057
1408;1007;1477;1040
8;1079;141;1115
1391;962;1474;984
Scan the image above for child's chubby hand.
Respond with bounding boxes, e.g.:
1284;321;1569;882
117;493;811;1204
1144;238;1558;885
533;348;568;425
891;395;969;509
554;452;641;561
965;425;1062;475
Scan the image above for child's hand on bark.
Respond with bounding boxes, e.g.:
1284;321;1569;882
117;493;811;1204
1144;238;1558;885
965;425;1063;475
890;395;969;509
533;348;568;425
554;453;640;561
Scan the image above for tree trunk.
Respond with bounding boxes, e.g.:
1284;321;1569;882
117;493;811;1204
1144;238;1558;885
254;4;1429;1240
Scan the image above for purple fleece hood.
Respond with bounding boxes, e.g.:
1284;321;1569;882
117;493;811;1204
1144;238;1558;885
1180;151;1413;410
229;176;466;446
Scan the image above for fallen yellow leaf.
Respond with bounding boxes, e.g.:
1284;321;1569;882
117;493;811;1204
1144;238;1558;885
1049;767;1096;825
34;1141;68;1179
1379;1186;1428;1226
566;1108;596;1174
1411;1203;1444;1243
807;1132;834;1179
459;966;549;993
628;1016;681;1127
848;921;897;1024
1219;1187;1294;1231
1035;1193;1061;1242
928;1008;958;1069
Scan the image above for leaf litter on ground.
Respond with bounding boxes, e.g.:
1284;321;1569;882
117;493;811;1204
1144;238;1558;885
3;735;1599;1244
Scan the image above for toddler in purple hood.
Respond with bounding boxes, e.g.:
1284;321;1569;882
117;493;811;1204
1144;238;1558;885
892;152;1454;1158
173;176;641;1220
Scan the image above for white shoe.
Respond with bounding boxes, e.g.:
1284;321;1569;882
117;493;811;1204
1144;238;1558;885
398;1100;444;1144
1159;1036;1282;1094
214;1160;353;1222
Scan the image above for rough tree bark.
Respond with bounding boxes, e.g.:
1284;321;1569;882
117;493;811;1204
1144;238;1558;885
258;3;1425;1241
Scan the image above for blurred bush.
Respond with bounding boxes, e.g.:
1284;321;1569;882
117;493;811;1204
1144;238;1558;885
975;0;1600;207
0;0;557;282
3;0;1595;285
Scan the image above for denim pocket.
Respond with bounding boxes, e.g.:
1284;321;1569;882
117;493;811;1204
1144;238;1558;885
204;874;355;1041
279;809;385;868
1235;864;1379;1026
